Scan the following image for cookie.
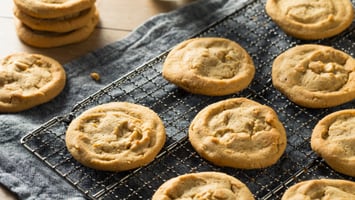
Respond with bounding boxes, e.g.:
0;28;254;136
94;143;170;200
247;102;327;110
265;0;354;40
14;6;96;33
311;109;355;177
188;98;287;169
15;9;99;48
162;37;255;96
13;0;96;19
281;179;355;199
272;44;355;108
0;53;66;112
152;172;255;200
65;102;166;172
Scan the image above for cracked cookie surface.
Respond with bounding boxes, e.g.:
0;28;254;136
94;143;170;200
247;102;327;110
0;53;66;112
265;0;354;40
272;44;355;108
281;179;355;199
152;172;255;200
162;37;255;96
188;98;287;169
65;102;166;172
311;109;355;177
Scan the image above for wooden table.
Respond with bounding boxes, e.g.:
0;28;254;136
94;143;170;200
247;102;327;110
0;0;193;199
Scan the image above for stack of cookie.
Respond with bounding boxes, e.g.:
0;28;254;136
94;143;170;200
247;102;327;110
13;0;99;48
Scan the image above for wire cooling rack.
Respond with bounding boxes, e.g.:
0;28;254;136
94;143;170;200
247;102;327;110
21;0;355;199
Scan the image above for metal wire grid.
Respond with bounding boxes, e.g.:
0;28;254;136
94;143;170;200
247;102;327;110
21;0;355;199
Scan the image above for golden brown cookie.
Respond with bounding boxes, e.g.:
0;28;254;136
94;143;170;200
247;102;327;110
13;0;96;19
265;0;354;40
14;5;96;33
281;179;355;199
311;109;355;177
0;53;66;112
162;37;255;96
272;44;355;108
188;98;287;169
65;102;166;172
152;172;255;200
15;9;99;48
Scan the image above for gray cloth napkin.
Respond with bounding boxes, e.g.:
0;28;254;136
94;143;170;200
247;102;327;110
0;0;251;199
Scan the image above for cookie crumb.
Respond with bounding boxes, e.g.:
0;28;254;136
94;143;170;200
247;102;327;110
90;72;100;81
